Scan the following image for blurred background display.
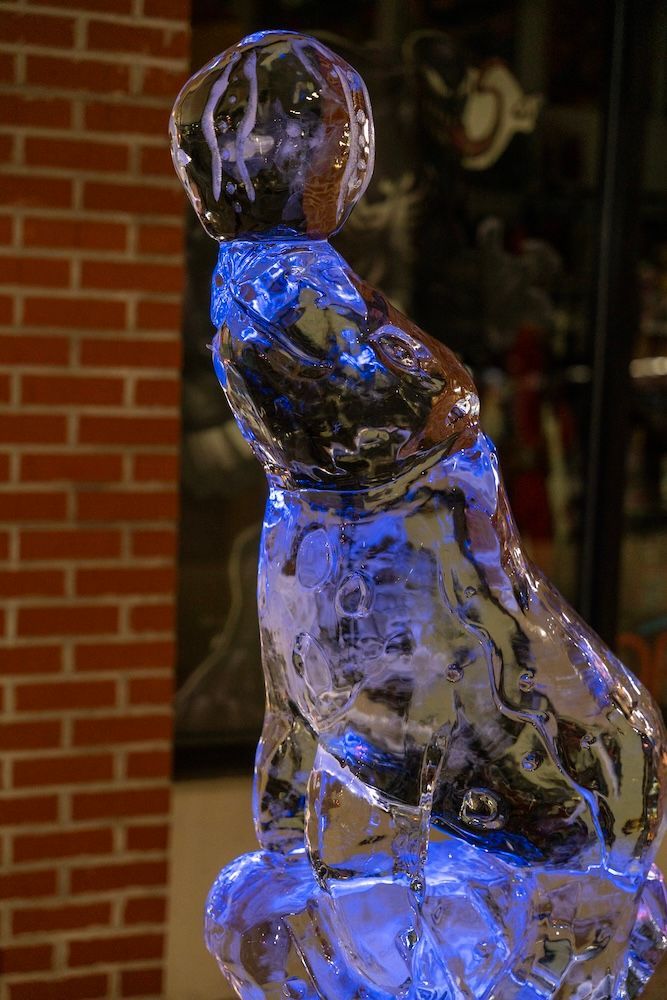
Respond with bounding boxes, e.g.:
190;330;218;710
174;0;667;773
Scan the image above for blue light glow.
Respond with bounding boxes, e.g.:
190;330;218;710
171;27;667;1000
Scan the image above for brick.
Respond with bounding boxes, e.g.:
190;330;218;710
137;225;183;257
0;174;72;209
76;566;175;596
25;136;129;174
24;296;126;330
83;178;181;216
56;452;120;485
0;943;52;974
18;604;118;637
8;252;50;293
126;822;169;851
135;376;180;406
133;453;179;481
75;640;174;671
0;452;10;479
0;134;15;164
87;20;188;59
15;679;116;711
13;827;113;864
82;259;182;294
0;720;61;751
79;414;179;446
73;713;171;747
26;55;130;95
2;11;75;48
0;413;67;443
80;337;180;367
143;0;189;18
131;529;176;558
0;52;15;84
142;64;187;97
13;754;114;788
130;603;174;633
72;786;169;821
0;529;9;557
84;100;171;141
0;569;65;597
121;966;163;997
139;145;175;177
0;256;70;288
9;974;108;1000
22;374;124;406
23;217;127;253
0;294;13;324
0;868;58;901
123;895;167;925
0;215;13;243
21;529;121;561
127;751;171;781
128;677;173;707
71;860;168;894
0;370;11;400
32;0;131;9
70;933;163;969
13;901;111;936
21;453;124;483
0;97;72;129
0;492;67;522
1;646;62;674
136;299;182;331
0;795;59;825
0;335;69;365
77;490;178;522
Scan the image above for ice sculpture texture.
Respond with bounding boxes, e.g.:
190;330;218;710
170;31;667;999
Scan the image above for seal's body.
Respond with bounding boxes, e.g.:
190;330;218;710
171;30;667;1000
215;238;665;997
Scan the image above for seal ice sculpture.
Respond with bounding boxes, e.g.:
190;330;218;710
170;30;667;999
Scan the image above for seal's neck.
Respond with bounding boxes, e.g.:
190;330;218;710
267;428;533;607
269;428;499;518
215;235;332;273
211;237;350;331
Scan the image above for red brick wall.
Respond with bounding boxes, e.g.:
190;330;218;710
0;2;189;997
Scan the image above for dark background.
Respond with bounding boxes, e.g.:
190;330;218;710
174;0;667;775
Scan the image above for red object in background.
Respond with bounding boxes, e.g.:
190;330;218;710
505;323;553;541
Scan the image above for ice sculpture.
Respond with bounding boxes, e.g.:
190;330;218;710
170;30;667;999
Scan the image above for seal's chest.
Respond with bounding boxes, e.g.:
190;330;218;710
260;498;472;728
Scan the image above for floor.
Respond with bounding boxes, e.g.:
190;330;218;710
166;776;256;1000
166;776;667;1000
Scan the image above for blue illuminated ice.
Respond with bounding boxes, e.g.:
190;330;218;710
170;30;667;999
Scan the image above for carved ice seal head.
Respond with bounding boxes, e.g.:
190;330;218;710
170;30;375;242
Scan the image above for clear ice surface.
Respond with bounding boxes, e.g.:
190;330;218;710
170;30;667;999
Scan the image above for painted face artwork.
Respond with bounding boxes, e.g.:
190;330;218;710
171;30;667;1000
